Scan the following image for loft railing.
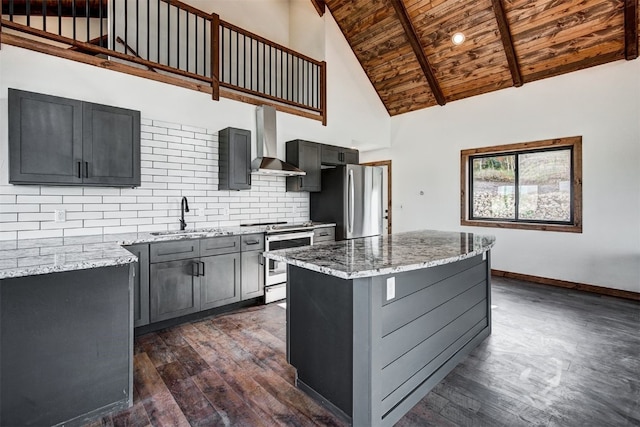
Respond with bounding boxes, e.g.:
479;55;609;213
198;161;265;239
0;0;326;123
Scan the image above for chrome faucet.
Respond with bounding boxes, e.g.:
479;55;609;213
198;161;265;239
180;197;190;230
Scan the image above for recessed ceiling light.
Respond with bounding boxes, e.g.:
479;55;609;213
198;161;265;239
451;32;466;45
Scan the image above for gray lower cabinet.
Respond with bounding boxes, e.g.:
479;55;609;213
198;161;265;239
8;88;141;187
148;236;244;323
201;253;241;310
150;258;201;323
125;243;150;327
219;127;251;190
241;233;265;300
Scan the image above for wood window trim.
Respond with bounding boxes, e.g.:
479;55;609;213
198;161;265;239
460;136;582;233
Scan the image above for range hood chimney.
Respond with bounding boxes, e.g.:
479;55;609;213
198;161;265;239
252;105;306;177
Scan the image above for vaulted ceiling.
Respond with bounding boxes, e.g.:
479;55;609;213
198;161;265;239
314;0;639;116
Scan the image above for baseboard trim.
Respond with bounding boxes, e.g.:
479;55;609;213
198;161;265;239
491;269;640;302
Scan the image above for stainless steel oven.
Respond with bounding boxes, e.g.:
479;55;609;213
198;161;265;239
264;230;314;303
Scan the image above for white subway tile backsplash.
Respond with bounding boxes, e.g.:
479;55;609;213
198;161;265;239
18;229;63;240
0;221;41;231
0;117;309;241
18;212;52;222
0;213;18;222
0;186;40;195
16;195;62;204
63;227;104;237
84;219;121;228
63;196;103;204
41;220;84;230
83;187;121;196
153;120;181;129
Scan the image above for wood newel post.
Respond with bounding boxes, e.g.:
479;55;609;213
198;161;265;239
320;60;327;126
211;13;220;100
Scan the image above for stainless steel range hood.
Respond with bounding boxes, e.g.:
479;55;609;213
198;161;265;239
252;105;306;176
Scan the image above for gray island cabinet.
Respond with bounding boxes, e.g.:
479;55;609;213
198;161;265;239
264;230;495;427
0;236;137;427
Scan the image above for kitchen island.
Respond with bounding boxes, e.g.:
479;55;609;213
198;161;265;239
263;229;495;427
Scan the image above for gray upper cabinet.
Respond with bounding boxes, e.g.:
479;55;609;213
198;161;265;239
321;144;359;165
82;102;141;186
219;127;251;190
8;88;140;187
286;139;322;192
9;89;83;185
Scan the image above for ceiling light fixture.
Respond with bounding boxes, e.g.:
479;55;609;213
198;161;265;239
451;32;466;45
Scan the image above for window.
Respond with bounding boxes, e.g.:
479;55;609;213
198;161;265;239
460;136;582;233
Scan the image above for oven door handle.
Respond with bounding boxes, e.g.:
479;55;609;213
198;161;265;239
265;231;315;243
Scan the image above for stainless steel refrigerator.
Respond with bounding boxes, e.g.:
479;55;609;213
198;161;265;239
310;164;383;240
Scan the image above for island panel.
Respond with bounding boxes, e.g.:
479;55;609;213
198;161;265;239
287;251;492;427
0;264;134;426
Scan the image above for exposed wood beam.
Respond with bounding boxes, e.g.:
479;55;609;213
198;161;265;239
491;0;523;87
624;0;638;60
310;0;325;17
388;0;446;106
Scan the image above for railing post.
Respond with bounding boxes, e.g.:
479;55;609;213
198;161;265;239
211;13;220;100
320;60;327;126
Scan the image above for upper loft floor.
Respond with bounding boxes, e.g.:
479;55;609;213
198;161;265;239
0;0;327;125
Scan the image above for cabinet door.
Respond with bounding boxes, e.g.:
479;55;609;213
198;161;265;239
82;102;141;187
343;149;359;164
126;244;150;327
219;127;251;190
200;253;241;310
321;144;342;165
9;89;83;185
241;249;264;301
150;259;200;322
287;140;321;192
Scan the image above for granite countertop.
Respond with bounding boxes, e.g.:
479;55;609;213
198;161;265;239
262;229;496;279
0;223;336;279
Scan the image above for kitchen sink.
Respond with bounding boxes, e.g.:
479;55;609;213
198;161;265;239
150;228;223;236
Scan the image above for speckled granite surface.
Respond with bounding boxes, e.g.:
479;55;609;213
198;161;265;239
263;230;496;279
0;223;335;279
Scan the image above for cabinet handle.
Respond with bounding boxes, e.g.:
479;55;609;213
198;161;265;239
77;161;82;178
192;261;200;277
245;240;260;245
299;176;303;188
84;162;89;178
319;232;329;237
259;254;264;266
200;261;205;276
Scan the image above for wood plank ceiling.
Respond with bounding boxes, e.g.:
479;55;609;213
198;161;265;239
319;0;639;116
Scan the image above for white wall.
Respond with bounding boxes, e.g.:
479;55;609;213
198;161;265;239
379;60;640;293
0;2;389;240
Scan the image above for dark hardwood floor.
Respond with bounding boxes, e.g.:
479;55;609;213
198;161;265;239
87;277;640;426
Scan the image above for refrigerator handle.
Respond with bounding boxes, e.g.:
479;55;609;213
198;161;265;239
348;169;355;234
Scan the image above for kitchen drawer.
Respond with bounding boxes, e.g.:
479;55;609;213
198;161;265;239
314;226;335;242
241;233;264;252
200;235;240;257
150;239;200;263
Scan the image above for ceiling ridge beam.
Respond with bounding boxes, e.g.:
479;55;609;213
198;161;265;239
491;0;523;87
310;0;325;17
624;0;638;60
389;0;446;106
